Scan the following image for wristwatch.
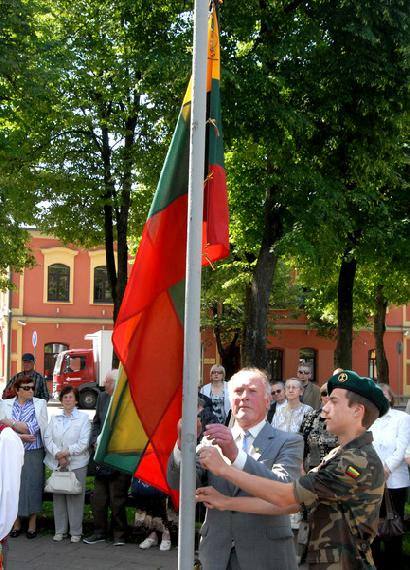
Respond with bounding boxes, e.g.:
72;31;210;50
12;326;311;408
11;420;17;428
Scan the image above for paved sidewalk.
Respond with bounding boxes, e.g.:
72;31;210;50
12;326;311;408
7;533;178;570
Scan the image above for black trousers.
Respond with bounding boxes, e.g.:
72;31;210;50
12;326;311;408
91;472;131;541
371;486;407;569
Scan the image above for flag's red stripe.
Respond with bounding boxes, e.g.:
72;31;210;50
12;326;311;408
203;164;229;262
114;194;188;361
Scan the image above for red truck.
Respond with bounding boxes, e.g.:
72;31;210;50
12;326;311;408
52;330;113;409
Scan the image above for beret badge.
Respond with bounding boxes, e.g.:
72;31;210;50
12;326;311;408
338;372;348;383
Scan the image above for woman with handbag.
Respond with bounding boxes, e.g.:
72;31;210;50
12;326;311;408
370;383;410;568
0;376;48;539
44;386;90;543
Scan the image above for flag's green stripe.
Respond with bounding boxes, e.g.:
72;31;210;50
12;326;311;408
101;452;142;475
208;78;224;169
168;279;185;326
148;106;190;219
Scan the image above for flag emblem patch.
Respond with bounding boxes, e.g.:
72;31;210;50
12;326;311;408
346;465;360;479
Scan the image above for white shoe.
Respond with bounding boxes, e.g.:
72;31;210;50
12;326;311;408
70;535;81;543
53;533;65;542
139;532;158;550
159;530;171;551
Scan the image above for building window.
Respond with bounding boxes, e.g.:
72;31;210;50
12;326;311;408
44;342;68;381
299;348;317;382
368;349;377;380
48;264;70;302
268;348;283;382
93;266;112;303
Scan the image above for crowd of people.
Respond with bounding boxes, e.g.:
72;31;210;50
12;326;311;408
1;354;410;570
0;357;172;570
190;363;410;570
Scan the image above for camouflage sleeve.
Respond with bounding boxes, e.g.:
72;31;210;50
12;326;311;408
294;449;370;508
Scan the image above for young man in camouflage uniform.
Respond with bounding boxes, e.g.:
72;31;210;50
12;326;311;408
197;370;389;569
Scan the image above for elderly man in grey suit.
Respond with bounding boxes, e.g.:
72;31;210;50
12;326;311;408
168;367;303;570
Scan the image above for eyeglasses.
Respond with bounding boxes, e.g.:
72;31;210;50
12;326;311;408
19;385;34;391
211;371;223;374
298;370;310;375
271;389;283;395
320;391;328;397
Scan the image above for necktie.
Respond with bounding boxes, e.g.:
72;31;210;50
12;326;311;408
242;431;251;454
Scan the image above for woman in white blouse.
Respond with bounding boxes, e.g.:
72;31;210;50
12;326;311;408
370;383;410;568
200;365;231;424
44;386;90;543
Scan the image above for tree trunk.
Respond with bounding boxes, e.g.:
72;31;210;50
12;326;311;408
214;324;241;379
334;254;357;369
243;188;283;369
373;284;389;384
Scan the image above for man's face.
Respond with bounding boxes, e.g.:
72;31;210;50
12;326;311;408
271;383;285;404
22;359;34;373
297;366;311;385
230;373;270;429
322;388;359;435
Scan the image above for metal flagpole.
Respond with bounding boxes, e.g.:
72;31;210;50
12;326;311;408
178;0;209;569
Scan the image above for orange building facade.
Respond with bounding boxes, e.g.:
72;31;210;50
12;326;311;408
0;230;409;396
265;308;410;396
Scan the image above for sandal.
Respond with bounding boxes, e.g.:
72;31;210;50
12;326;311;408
26;530;37;539
10;528;21;538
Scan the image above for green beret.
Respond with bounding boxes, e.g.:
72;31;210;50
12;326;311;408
328;370;389;417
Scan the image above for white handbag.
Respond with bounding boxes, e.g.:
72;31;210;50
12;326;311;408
44;468;82;495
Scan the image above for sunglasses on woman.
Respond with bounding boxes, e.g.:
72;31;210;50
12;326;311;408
19;385;34;391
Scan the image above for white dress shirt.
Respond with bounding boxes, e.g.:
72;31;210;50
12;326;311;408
231;418;267;470
370;407;410;489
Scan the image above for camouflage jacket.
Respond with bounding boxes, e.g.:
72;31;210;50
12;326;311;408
300;409;339;471
294;431;384;569
3;370;50;401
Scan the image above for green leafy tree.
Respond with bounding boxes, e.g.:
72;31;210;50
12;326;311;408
4;0;192;319
219;0;408;368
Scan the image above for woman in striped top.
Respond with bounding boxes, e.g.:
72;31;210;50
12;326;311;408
0;376;48;539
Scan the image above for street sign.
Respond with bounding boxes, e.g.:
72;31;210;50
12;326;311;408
32;330;38;348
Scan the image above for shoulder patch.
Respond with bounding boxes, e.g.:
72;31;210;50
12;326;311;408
346;465;361;479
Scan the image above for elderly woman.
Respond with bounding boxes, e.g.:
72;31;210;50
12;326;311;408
199;364;230;424
370;383;410;568
271;378;313;433
0;376;48;538
44;386;90;543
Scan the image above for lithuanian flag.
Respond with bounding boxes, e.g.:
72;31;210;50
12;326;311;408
95;5;229;503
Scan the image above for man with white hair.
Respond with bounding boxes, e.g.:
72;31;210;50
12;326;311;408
168;367;303;570
83;369;131;547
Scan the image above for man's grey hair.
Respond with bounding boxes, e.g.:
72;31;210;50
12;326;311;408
271;380;285;388
106;369;119;384
228;367;271;398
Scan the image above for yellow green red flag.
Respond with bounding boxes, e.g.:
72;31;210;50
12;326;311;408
95;5;229;504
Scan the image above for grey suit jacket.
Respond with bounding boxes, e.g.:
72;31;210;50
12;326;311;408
168;421;303;570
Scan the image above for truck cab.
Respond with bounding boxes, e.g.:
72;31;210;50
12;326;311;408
53;349;101;408
52;330;113;409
